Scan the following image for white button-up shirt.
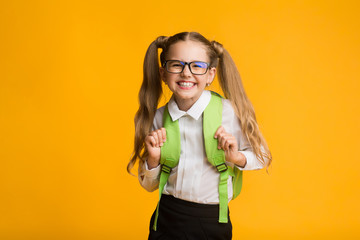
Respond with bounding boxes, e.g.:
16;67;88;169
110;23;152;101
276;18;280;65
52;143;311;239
138;90;265;204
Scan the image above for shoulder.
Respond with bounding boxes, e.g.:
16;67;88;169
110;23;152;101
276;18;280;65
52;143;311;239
221;98;241;134
209;91;234;115
221;98;236;118
153;105;166;130
155;105;166;117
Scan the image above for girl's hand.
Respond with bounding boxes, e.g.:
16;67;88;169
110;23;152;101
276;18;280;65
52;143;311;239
214;126;247;168
144;128;166;169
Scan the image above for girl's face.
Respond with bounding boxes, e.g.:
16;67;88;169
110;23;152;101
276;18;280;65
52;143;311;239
160;40;216;109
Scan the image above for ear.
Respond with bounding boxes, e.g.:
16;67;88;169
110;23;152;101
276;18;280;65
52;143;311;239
206;67;216;85
159;67;167;84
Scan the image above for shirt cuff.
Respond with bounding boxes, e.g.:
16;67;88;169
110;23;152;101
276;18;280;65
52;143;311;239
144;160;161;177
235;150;264;171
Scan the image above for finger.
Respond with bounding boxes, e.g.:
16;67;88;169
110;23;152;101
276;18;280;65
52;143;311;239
151;135;157;147
220;135;229;150
161;128;166;142
224;138;230;151
156;129;163;146
217;133;227;149
151;132;159;147
226;137;238;151
220;133;234;150
145;135;156;148
217;133;223;149
144;135;150;146
214;126;225;139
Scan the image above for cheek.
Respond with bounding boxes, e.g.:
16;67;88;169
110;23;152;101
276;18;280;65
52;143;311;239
161;72;169;82
164;73;176;82
206;73;214;83
198;76;210;85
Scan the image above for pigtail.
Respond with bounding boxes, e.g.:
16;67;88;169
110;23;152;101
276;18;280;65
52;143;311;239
127;36;168;174
211;41;272;169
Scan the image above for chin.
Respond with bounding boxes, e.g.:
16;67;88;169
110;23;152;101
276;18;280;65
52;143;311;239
177;92;200;100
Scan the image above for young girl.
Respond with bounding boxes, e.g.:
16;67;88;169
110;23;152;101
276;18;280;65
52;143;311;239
128;32;272;240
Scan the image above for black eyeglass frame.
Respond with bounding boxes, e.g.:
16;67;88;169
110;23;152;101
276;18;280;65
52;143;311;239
162;60;210;75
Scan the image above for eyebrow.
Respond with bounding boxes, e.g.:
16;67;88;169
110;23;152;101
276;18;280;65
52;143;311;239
167;59;208;62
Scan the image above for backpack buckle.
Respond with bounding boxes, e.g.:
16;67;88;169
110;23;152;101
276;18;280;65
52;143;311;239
216;163;228;172
161;164;172;174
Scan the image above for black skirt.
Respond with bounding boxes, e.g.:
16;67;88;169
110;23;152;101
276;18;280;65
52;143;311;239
148;194;232;240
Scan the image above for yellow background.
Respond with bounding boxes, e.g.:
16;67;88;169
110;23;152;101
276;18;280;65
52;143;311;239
1;0;359;239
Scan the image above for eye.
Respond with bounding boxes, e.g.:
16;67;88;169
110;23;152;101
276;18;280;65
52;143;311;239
168;61;183;67
192;62;207;68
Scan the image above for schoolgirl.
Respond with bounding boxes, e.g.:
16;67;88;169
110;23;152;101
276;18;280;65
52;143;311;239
128;32;272;240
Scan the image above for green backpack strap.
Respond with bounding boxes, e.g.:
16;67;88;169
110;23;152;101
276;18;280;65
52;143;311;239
205;92;242;202
152;105;181;231
232;167;243;199
203;92;231;223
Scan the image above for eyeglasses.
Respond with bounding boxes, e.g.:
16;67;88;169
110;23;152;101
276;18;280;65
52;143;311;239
163;60;210;75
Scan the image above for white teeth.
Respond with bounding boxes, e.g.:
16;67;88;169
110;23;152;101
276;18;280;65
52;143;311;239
178;82;194;87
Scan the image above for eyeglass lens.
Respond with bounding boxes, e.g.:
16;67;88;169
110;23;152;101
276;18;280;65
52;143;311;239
166;60;208;75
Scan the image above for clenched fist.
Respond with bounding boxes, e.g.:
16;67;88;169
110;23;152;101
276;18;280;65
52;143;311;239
214;126;247;168
144;128;166;169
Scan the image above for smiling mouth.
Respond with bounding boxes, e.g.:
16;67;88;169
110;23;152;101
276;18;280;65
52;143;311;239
177;81;195;88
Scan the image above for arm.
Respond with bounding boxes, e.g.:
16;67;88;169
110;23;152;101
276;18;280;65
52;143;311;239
215;126;265;170
138;160;161;192
214;126;247;168
137;107;165;191
218;99;266;171
138;128;166;192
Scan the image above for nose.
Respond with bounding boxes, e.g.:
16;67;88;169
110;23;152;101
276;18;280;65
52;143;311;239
181;64;192;76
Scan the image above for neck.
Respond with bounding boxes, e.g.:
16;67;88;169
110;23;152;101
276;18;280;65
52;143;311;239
174;96;199;112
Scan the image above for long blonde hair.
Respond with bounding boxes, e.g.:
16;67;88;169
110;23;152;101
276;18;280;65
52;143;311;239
127;32;272;174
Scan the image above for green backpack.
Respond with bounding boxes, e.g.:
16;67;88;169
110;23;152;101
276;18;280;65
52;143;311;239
153;91;243;231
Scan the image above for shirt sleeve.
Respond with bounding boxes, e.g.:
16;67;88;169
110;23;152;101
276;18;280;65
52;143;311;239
221;99;266;171
137;106;165;192
138;160;161;192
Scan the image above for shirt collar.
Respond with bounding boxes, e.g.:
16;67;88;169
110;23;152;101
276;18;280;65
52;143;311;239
168;90;211;121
